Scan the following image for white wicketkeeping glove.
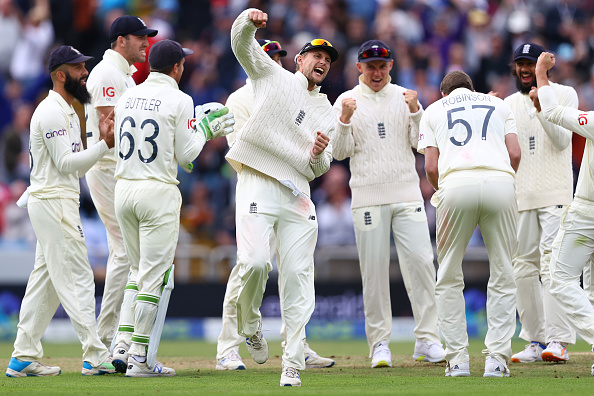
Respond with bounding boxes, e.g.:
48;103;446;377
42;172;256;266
195;102;235;140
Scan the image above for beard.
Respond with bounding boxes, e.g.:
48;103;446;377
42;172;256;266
514;74;536;95
64;71;91;104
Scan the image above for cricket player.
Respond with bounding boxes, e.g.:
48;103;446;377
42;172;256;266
535;51;594;376
112;39;234;377
6;46;117;377
217;38;334;371
419;71;521;377
227;9;336;386
84;15;158;356
333;39;445;368
505;43;576;364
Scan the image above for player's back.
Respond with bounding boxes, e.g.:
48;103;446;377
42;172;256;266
422;87;516;180
114;72;195;185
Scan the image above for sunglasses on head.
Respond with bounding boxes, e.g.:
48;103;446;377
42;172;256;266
309;38;333;48
261;41;282;53
359;47;391;59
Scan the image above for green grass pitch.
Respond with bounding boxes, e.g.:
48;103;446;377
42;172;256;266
0;339;592;395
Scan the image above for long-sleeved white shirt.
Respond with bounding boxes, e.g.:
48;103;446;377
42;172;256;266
226;9;334;197
114;72;206;185
333;76;424;208
225;79;253;147
505;82;576;211
29;90;108;199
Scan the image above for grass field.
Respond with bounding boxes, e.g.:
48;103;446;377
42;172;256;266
0;339;592;395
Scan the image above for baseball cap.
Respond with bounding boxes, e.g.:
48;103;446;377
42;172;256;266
257;39;287;57
298;39;339;63
357;40;393;63
148;39;193;69
48;46;93;72
513;43;545;62
109;15;158;43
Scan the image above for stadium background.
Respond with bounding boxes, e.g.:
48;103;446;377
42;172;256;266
0;0;592;342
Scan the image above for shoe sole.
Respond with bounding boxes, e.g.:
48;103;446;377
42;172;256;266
6;368;61;377
112;359;128;374
215;364;246;370
125;373;176;377
81;369;117;375
542;353;568;362
281;383;301;387
306;361;335;369
371;361;391;368
484;372;510;377
413;354;446;363
447;371;471;377
510;357;542;363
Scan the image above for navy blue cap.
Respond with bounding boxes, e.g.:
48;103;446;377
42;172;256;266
513;43;545;62
357;40;393;63
257;39;287;57
48;46;93;72
148;39;193;69
110;15;158;43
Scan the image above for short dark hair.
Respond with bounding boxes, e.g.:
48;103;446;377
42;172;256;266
440;71;474;95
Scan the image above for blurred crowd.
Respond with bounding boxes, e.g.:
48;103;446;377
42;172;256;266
2;0;594;265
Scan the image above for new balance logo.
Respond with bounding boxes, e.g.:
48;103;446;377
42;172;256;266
378;122;385;138
249;202;257;214
308;215;316;220
295;110;305;126
364;211;372;225
77;225;84;238
529;136;535;152
415;207;422;212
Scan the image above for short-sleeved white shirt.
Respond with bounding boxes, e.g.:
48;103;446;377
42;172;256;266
114;72;206;185
418;88;517;183
85;49;137;167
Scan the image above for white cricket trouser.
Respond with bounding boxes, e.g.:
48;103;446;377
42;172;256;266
12;197;109;366
352;201;440;357
86;166;130;349
434;172;517;365
513;206;575;344
114;179;181;357
549;199;594;345
235;169;317;370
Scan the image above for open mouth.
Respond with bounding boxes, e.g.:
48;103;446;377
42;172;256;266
520;72;533;84
314;67;324;76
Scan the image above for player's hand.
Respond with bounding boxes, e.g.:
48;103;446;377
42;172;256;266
181;162;194;174
536;52;555;72
488;91;500;98
248;9;267;28
529;87;542;112
195;102;235;140
340;98;356;124
99;109;115;149
311;131;329;157
403;89;419;113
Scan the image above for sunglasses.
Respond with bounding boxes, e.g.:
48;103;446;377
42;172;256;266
309;38;333;48
359;47;391;59
261;41;282;53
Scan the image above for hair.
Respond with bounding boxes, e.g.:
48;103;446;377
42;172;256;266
440;71;474;95
49;64;67;83
150;59;181;76
111;34;130;50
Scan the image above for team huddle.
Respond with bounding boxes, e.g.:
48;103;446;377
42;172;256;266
6;6;594;387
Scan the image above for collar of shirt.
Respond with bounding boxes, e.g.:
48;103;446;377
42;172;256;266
48;89;76;116
146;71;179;90
103;49;138;77
358;74;392;97
295;71;322;96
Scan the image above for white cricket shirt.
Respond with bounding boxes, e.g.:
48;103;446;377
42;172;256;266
114;72;206;184
85;49;137;167
418;87;517;184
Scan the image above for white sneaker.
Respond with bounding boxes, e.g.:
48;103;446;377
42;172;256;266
484;356;510;377
216;349;246;370
246;323;268;364
371;341;392;368
81;358;117;375
6;358;61;377
445;361;470;377
591;363;594;376
412;340;446;363
304;343;335;368
542;341;569;362
510;342;544;363
280;366;301;387
112;342;129;373
125;356;176;377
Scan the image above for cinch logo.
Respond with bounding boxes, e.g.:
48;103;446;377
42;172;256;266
45;128;67;139
103;87;115;97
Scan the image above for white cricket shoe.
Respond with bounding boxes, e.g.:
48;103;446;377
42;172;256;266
280;366;301;387
412;340;446;363
542;341;569;362
6;358;61;377
81;358;117;375
125;357;176;377
483;356;510;377
112;342;130;373
216;349;246;370
304;342;335;368
445;361;470;377
591;363;594;376
371;341;392;368
246;323;268;364
510;342;545;363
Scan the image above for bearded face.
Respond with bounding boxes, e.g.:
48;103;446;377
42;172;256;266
63;69;91;104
